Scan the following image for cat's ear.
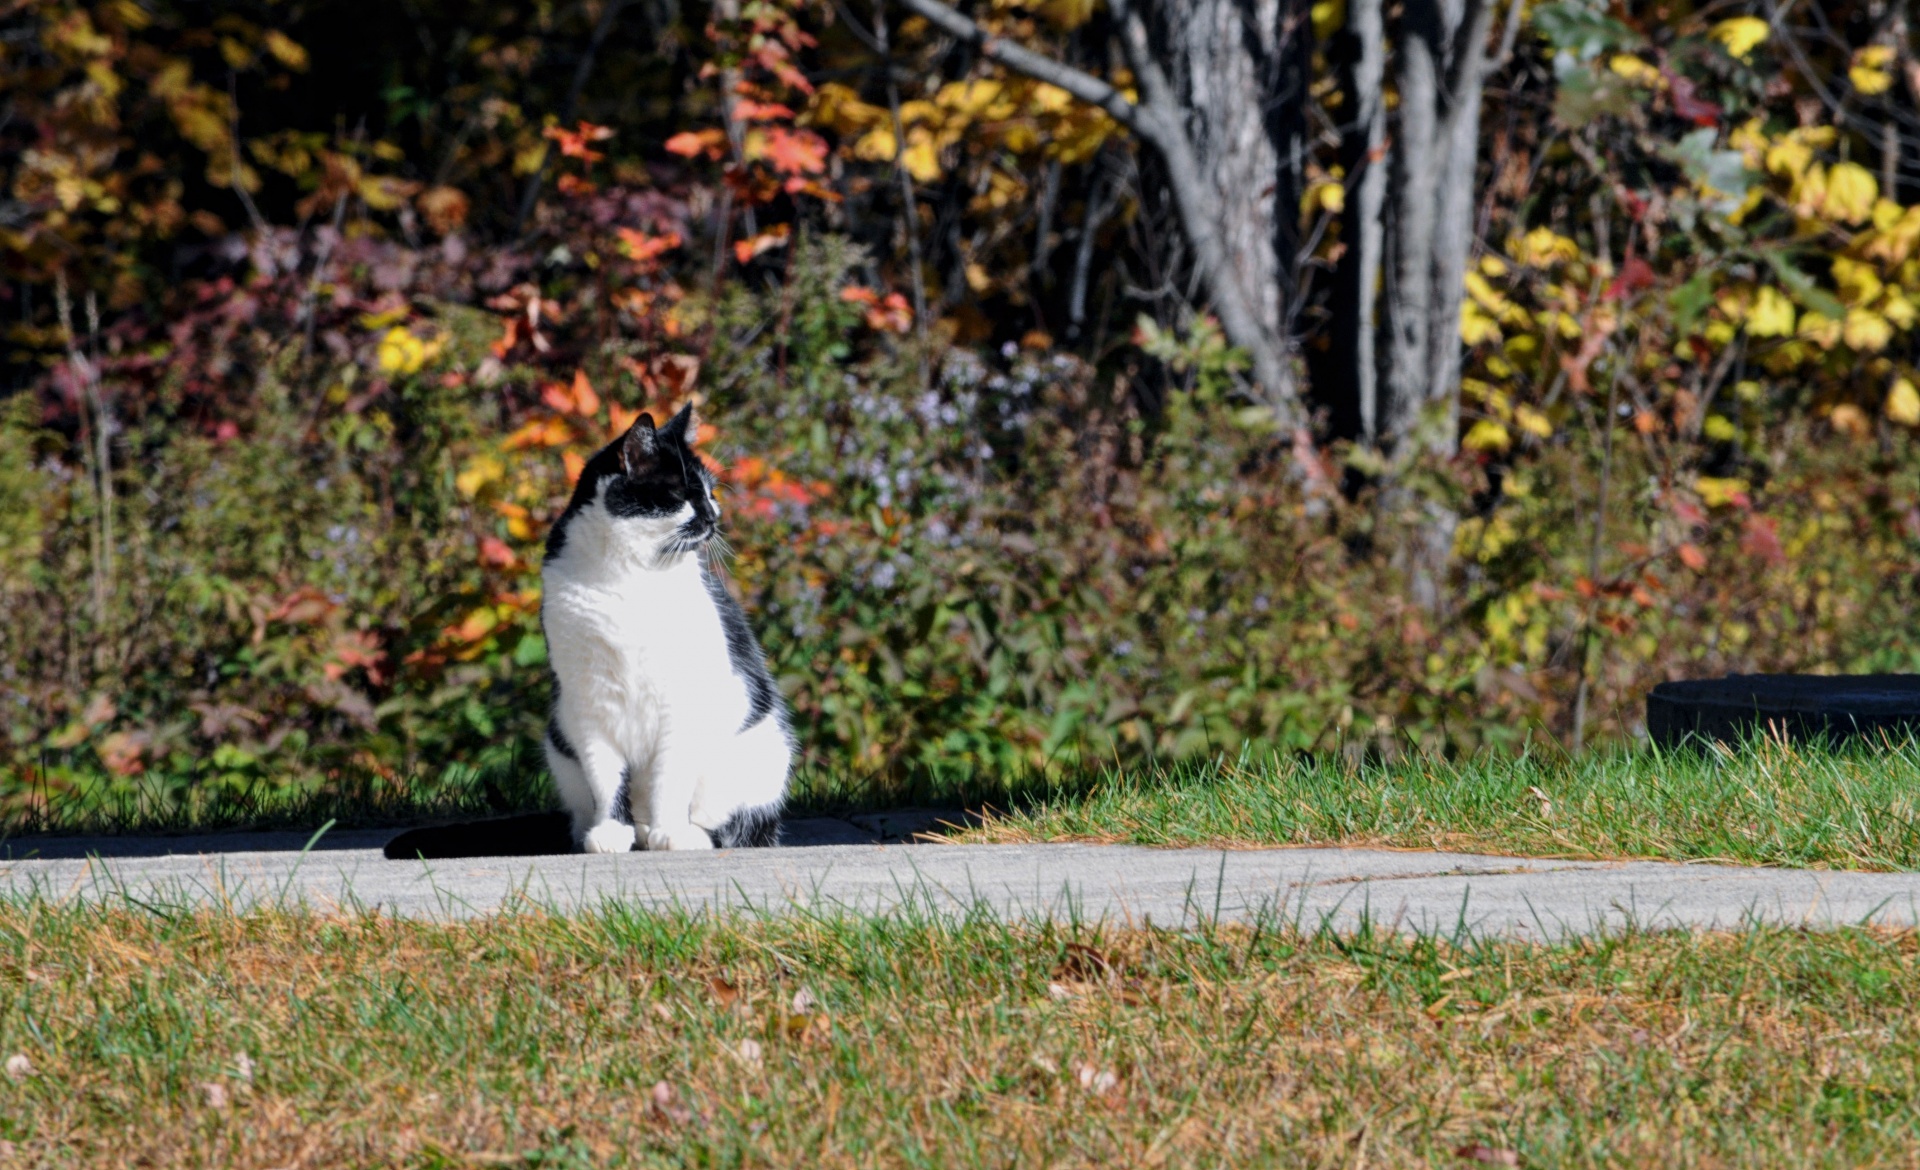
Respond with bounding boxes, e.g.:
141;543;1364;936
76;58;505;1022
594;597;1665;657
657;403;696;446
619;412;659;476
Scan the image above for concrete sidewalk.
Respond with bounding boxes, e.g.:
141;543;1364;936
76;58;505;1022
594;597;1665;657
3;833;1918;938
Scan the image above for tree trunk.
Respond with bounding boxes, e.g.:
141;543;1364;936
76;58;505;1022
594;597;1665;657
897;0;1312;417
1375;0;1496;458
1146;0;1313;410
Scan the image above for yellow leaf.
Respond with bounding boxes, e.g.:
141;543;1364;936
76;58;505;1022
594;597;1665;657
1695;476;1751;508
1462;419;1511;452
1479;255;1509;278
1514;227;1580;267
1831;257;1883;306
1464;271;1508;312
1849;45;1895;95
852;126;897;163
1703;414;1737;442
1311;0;1345;40
1883;294;1916;329
1823;162;1878;224
1746;286;1795;337
376;327;428;376
1460;301;1502;345
1301;180;1345;214
1514;405;1554;439
934;80;1005;118
1797;310;1841;348
1765;138;1812;180
263;30;310;71
901;135;942;182
1887;378;1920;426
457;454;506;498
808;83;887;133
1843;308;1892;351
1608;55;1665;87
1709;16;1770;61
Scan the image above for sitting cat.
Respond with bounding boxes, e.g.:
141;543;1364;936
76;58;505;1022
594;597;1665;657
540;405;790;852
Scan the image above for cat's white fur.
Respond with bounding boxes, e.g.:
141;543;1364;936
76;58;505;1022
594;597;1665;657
542;485;791;852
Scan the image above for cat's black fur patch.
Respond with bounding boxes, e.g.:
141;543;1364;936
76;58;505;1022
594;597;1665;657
545;406;711;561
546;711;577;760
706;802;783;848
702;561;780;732
611;765;634;827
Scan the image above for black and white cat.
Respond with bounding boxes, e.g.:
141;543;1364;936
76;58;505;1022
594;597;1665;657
540;405;790;852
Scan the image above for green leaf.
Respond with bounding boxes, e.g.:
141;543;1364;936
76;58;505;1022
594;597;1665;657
1552;68;1639;129
1762;251;1845;320
1669;268;1716;336
1534;1;1645;60
1661;127;1755;202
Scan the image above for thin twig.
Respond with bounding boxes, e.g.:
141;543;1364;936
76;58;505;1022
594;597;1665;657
873;0;931;386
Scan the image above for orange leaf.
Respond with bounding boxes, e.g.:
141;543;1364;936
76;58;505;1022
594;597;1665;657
732;99;795;121
1677;543;1707;570
610;403;642;435
763;127;828;175
570;369;601;416
665;129;728;159
563;449;586;487
734;225;792;263
615;227;682;264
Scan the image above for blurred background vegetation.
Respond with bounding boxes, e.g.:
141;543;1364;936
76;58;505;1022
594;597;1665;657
2;0;1918;825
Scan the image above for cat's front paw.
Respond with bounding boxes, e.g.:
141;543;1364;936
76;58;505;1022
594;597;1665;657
645;823;715;851
581;820;637;854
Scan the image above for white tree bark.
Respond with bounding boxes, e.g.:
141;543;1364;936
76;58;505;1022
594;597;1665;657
1376;0;1497;456
896;0;1306;418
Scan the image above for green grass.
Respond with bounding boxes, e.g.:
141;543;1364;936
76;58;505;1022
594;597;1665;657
2;898;1919;1166
967;738;1920;870
13;737;1920;874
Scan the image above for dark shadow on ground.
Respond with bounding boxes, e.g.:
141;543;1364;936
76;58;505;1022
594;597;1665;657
0;808;978;861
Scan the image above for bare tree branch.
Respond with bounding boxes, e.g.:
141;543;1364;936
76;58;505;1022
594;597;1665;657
892;0;1295;408
892;0;1148;136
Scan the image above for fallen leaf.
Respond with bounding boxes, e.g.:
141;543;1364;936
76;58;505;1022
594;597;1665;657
1456;1144;1520;1166
790;986;818;1014
1074;1061;1119;1095
649;1081;693;1126
4;1054;32;1080
200;1081;229;1108
707;976;740;1008
735;1038;764;1067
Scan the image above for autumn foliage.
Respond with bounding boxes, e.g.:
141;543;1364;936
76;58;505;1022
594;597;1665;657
1;0;1918;812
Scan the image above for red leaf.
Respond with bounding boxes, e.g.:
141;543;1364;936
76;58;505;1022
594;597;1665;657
1740;515;1786;566
1603;257;1656;301
478;537;517;569
1667;74;1722;127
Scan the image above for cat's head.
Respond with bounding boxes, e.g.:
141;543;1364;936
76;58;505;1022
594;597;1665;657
547;404;718;563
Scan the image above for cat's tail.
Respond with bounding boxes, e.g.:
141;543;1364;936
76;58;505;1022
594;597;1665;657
706;802;783;848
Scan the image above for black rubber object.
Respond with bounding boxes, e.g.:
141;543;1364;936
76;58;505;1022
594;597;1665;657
1646;674;1920;747
382;811;573;860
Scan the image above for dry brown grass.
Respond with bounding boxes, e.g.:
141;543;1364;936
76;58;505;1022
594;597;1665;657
2;900;1919;1167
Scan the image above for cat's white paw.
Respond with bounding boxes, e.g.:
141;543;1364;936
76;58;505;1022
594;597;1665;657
646;823;715;851
581;821;637;854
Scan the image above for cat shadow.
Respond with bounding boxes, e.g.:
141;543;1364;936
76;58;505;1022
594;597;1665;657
379;807;977;859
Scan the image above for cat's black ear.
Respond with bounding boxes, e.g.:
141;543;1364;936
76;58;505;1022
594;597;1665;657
657;403;695;446
620;412;659;476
